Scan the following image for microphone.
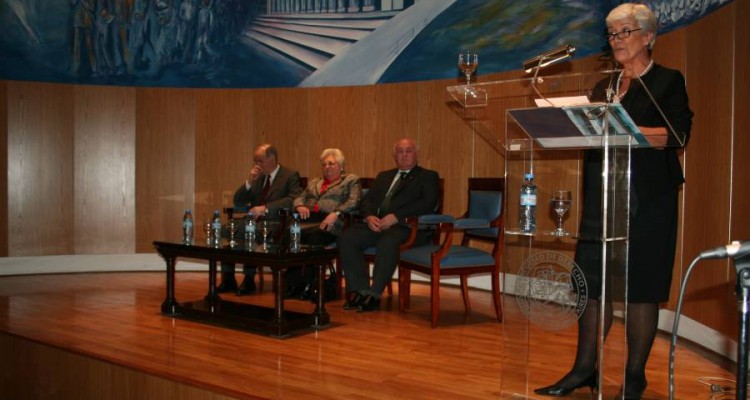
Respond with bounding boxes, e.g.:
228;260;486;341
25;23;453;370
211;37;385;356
699;241;750;260
523;44;576;74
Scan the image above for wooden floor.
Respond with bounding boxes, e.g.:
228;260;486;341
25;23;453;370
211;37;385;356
0;272;738;399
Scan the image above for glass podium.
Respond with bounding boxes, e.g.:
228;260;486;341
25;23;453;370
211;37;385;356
447;72;683;399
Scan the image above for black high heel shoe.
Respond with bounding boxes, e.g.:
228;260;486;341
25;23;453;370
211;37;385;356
534;371;597;397
619;375;647;400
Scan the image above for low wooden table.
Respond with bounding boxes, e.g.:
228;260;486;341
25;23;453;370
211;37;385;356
154;240;337;338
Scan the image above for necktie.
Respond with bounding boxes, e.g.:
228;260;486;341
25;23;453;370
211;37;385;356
378;171;407;217
259;176;271;205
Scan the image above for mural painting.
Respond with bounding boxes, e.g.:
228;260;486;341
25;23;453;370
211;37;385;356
0;0;734;88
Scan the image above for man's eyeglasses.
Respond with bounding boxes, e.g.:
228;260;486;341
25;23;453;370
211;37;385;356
606;28;641;41
321;161;338;167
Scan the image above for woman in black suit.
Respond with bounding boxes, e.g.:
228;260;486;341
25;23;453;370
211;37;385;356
535;3;693;399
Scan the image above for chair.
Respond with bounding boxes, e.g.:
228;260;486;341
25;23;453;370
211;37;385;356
459;177;505;246
336;178;444;299
397;191;504;328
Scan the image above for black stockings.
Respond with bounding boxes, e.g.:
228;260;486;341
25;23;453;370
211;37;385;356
624;302;659;395
557;300;658;396
555;299;613;387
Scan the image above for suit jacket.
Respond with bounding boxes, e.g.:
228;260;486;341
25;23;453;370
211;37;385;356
359;165;439;222
293;174;362;235
233;165;303;219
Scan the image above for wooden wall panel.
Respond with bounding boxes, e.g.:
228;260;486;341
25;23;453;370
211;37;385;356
680;5;736;335
194;89;254;225
135;89;196;252
417;78;475;217
247;88;310;186
362;83;418;176
308;85;365;178
733;0;750;250
73;86;136;254
0;81;6;257
7;82;75;256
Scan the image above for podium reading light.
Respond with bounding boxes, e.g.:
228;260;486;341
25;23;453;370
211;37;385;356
523;45;576;74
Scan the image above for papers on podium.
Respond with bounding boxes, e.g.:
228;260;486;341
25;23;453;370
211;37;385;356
507;97;647;149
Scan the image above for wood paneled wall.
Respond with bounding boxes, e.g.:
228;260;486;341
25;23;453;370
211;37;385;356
1;4;747;338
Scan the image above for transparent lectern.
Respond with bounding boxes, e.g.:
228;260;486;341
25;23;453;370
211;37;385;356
447;71;684;399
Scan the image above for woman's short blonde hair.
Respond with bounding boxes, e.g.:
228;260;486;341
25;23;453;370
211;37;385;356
606;3;658;49
320;148;345;170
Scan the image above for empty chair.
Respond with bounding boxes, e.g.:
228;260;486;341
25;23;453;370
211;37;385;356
397;187;504;327
459;177;504;246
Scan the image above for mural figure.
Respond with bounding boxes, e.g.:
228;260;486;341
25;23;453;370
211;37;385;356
128;0;155;70
194;0;217;64
71;0;97;75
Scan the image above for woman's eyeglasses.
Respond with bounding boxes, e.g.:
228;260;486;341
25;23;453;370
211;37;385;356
321;161;339;168
606;28;641;41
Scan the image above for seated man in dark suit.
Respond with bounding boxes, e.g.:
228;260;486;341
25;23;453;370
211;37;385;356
337;138;439;312
218;143;303;295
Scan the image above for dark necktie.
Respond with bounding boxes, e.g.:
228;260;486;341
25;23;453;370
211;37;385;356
259;176;271;205
378;171;407;217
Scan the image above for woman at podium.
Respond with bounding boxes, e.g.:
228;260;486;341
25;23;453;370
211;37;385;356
535;3;693;399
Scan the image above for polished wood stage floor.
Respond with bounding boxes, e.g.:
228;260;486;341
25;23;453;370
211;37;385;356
0;272;737;399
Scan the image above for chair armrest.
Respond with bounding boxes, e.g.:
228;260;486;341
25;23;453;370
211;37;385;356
400;215;455;252
454;218;491;230
416;214;455;225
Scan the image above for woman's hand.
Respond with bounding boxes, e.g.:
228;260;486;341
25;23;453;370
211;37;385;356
319;212;339;231
296;206;311;219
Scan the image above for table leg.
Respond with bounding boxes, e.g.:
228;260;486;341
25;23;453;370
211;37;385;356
161;255;179;315
205;259;220;303
312;263;330;328
269;268;289;337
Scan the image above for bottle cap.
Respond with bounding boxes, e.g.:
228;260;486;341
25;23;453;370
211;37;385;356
524;173;534;180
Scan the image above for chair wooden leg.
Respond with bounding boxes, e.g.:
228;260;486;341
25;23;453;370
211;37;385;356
430;272;440;328
335;256;344;299
491;271;503;322
398;266;408;312
460;275;471;313
402;268;412;309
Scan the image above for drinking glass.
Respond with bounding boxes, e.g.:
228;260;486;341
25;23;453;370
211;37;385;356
551;190;572;236
204;222;212;246
458;51;479;84
259;220;270;249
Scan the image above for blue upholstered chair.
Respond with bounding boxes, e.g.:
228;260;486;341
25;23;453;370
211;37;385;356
459;177;504;246
397;178;504;328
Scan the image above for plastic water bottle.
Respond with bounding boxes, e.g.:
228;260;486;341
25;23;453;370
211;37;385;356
244;212;256;248
211;210;222;246
290;213;302;252
182;209;193;244
519;173;537;233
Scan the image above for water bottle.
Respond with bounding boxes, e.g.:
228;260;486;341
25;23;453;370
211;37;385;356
244;212;256;248
211;210;222;246
519;173;537;233
290;213;302;252
182;209;193;244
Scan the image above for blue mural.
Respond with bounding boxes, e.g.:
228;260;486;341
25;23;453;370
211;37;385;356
0;0;734;88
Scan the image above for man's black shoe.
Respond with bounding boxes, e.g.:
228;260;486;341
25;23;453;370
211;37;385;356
284;284;300;299
298;284;313;301
236;277;256;296
216;279;238;293
343;293;365;310
356;295;380;312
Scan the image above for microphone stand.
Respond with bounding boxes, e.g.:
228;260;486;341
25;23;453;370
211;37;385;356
735;254;750;400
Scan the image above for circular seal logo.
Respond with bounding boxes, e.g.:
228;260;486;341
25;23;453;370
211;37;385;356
515;251;587;331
